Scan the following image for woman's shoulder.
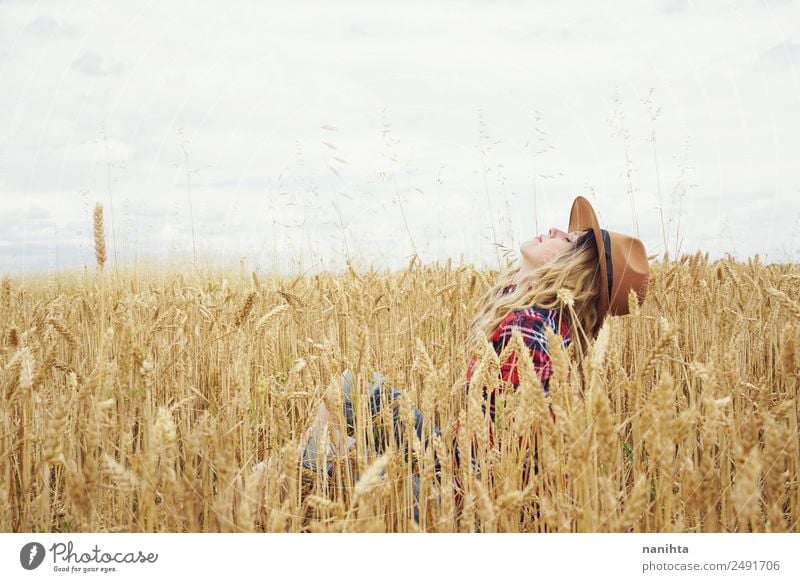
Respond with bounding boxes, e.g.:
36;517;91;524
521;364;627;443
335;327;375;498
500;283;569;336
495;304;571;347
519;305;570;335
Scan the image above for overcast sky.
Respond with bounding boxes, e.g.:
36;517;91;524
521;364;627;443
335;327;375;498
1;0;799;276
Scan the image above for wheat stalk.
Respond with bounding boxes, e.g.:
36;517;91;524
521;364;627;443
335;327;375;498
767;287;800;320
93;203;107;270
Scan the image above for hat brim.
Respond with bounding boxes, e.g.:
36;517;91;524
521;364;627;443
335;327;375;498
568;196;610;320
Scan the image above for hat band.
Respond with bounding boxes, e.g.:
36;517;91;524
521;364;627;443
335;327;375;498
601;229;613;301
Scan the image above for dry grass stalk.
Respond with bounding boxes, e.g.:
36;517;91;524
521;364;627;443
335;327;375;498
256;304;289;333
93;203;106;270
767;287;800;321
47;318;79;351
352;452;390;504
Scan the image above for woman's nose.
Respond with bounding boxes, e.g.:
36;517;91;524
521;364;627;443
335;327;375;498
548;227;564;238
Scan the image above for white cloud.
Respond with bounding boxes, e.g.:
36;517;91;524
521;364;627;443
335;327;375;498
71;51;127;76
24;15;58;36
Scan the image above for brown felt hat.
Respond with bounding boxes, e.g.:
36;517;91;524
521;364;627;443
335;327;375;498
568;196;650;320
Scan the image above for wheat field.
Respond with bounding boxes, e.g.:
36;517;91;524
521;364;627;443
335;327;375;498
1;234;799;532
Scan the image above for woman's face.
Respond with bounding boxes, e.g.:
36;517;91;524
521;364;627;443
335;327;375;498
519;227;582;269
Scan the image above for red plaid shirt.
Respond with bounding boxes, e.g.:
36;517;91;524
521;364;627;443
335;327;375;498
465;282;571;394
459;282;571;444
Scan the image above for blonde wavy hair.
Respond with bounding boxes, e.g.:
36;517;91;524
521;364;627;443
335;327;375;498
467;230;602;367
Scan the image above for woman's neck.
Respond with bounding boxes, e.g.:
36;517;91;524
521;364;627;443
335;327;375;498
512;266;536;288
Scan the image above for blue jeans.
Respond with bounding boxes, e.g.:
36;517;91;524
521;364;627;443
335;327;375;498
344;371;441;468
303;369;442;523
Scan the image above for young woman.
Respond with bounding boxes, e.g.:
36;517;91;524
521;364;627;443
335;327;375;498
299;195;650;517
